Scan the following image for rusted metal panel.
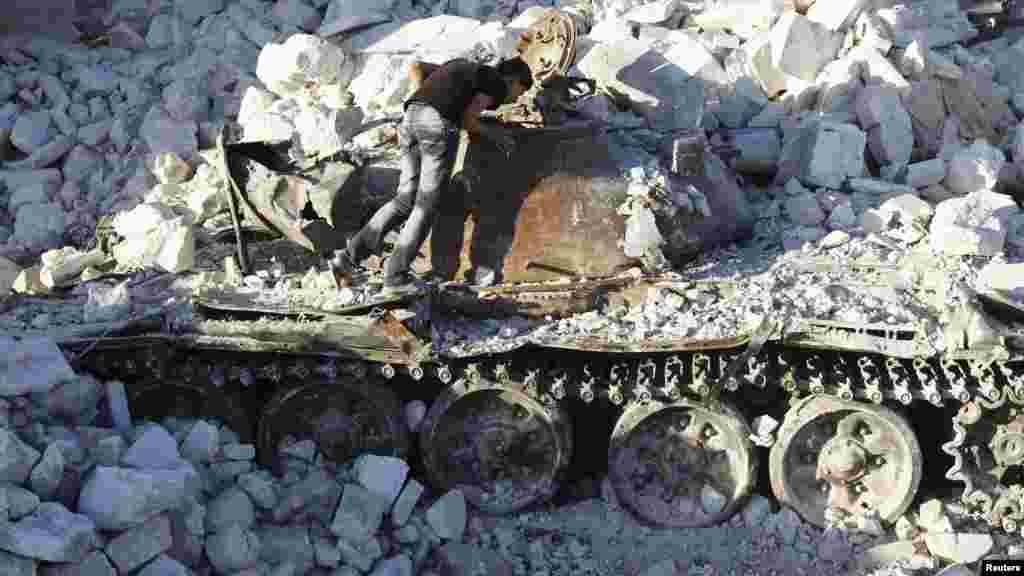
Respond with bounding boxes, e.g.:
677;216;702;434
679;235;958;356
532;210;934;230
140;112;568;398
425;122;635;283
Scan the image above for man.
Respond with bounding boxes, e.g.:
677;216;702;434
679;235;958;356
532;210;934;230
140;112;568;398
330;56;534;296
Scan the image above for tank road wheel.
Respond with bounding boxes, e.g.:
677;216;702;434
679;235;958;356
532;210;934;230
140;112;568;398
128;381;252;442
769;396;922;528
419;379;573;515
257;374;409;470
607;399;758;528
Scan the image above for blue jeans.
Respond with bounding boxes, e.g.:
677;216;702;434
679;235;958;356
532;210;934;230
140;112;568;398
347;103;459;286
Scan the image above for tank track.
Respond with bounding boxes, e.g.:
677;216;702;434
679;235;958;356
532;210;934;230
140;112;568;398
62;330;1024;533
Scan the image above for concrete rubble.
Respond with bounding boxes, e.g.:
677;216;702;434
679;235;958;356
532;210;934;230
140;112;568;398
0;0;1020;574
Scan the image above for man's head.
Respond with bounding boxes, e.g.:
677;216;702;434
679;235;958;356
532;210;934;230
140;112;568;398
496;57;533;103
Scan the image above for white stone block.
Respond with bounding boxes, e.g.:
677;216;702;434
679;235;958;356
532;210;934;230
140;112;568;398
768;13;840;82
929;190;1021;256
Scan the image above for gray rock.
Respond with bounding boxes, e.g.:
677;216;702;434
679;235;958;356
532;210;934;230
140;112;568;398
426;490;466;542
336;535;382;572
273;0;323;31
390;478;423;527
61;145;103;184
180;420;220;463
206;523;261;573
258;524;314;568
314;535;341;568
4;135;74;171
238;472;278;509
121;424;182;470
77;120;112;147
29;442;65;500
9;182;55;214
43;376;102;424
177;0;227;24
273;467;337;523
331;483;388;544
206;487;255;533
78;465;195;531
136;554;191;576
140;105;198;162
11;111;54;154
0;430;41;484
1;338;76;398
105;514;173;573
12;202;66;251
94;435;124;467
162;78;209;123
0;483;39;520
39;549;116;576
104;381;132;432
0;550;36;576
355;455;408;508
0;502;98;563
371;554;413;576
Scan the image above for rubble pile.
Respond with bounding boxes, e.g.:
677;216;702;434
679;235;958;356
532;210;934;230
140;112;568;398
0;336;497;576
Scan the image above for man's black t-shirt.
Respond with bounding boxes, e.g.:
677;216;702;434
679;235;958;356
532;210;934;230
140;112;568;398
404;59;507;126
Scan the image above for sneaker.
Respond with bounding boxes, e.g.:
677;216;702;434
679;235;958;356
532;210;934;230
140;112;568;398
327;249;357;287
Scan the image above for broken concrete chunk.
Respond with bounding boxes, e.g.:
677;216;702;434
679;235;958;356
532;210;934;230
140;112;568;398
577;37;704;132
0;429;41;484
206;523;261;574
391;478;424;527
140;105;198;162
0;338;76;397
256;34;352;98
769;13;840;82
238;472;278;510
331;483;388;544
78;465;195;531
136;554;191;576
945;140;1005;196
785;193;825;226
426;490;467;542
105;514;173;573
1;483;39;520
104;381;132;432
122;424;182;470
11;110;54;154
797;122;867;189
257;523;314;568
29;443;65;500
0;502;98;563
929;190;1021;256
353;456;411;508
180;420;220;463
206;487;256;533
977;262;1024;299
41;549;116;576
0;548;37;575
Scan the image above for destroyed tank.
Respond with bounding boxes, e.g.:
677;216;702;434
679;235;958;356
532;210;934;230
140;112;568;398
59;9;1024;535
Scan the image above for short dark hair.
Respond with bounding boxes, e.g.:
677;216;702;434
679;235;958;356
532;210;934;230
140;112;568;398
497;57;534;90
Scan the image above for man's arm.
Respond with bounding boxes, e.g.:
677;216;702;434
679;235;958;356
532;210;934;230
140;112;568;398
408;61;441;91
462;93;514;155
